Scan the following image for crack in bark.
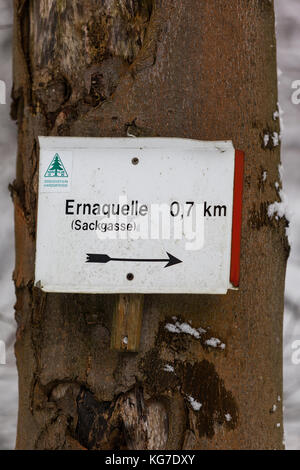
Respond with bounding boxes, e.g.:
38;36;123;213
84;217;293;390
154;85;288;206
76;383;168;450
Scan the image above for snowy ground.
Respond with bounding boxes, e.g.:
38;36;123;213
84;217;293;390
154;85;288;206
0;0;299;450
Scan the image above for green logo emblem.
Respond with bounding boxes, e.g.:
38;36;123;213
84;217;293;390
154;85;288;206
44;153;68;178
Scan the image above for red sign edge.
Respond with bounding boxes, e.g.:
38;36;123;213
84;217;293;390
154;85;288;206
230;150;245;288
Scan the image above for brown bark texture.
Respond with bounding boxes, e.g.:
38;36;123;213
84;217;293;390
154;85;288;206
11;0;289;450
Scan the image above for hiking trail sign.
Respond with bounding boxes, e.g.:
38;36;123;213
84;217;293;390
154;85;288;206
35;137;244;294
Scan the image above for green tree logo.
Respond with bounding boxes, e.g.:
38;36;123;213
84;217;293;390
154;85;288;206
44;153;68;178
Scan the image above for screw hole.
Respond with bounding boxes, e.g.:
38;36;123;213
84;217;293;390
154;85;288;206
131;157;139;165
127;273;134;281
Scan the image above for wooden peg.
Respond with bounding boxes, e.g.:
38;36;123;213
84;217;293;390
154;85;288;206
111;294;144;352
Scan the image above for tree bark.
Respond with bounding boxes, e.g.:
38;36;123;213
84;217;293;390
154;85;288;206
12;0;288;450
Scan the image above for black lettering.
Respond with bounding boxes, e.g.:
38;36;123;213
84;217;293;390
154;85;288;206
74;219;81;230
204;201;212;217
102;204;110;216
214;205;227;216
92;204;101;215
111;204;120;216
139;205;148;216
121;204;130;215
82;203;91;215
66;199;75;215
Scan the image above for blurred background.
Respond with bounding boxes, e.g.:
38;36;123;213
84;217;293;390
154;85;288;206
0;0;299;450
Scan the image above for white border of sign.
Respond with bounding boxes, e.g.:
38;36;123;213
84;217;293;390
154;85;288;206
35;137;244;294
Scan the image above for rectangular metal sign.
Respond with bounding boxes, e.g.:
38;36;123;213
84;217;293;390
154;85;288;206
35;137;243;294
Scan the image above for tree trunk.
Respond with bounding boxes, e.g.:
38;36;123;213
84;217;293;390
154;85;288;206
12;0;288;450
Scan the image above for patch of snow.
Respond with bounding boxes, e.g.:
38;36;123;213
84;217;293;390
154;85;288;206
272;132;280;147
277;423;281;428
267;163;292;241
187;395;202;411
122;336;128;345
205;337;221;347
225;413;232;422
163;364;174;373
264;134;270;147
165;320;206;339
262;171;267;182
268;189;291;221
263;132;281;148
205;337;226;349
273;110;280;121
272;404;277;413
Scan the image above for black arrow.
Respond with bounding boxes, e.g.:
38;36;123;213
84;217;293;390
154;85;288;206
86;252;182;268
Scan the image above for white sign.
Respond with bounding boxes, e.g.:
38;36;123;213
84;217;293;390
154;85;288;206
35;137;242;294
